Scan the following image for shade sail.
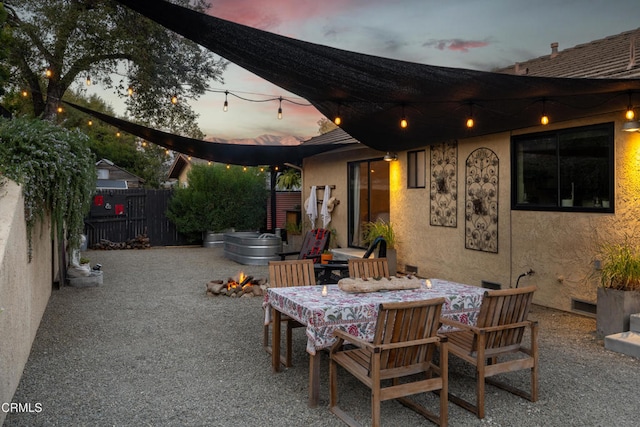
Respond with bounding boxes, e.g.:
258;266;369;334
64;101;346;166
115;0;640;152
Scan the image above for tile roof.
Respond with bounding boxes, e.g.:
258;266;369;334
498;28;640;79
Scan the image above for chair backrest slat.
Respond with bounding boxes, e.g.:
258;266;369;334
268;259;316;287
299;228;331;261
475;285;536;351
348;258;390;279
374;298;444;370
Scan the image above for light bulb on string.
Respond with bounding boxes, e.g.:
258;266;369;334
400;104;408;129
171;94;178;105
334;103;342;125
223;90;229;112
45;68;53;79
466;103;474;128
626;92;635;120
88;120;93;126
21;90;28;97
277;97;283;120
86;75;91;86
540;99;549;125
56;106;63;114
127;86;134;96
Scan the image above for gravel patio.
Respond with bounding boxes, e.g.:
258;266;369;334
4;246;639;426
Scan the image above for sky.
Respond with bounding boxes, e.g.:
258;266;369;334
91;0;640;141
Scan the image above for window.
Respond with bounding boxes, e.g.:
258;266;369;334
348;159;390;247
407;150;426;188
512;123;614;212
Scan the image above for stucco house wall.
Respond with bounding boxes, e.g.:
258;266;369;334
302;112;640;313
0;180;54;423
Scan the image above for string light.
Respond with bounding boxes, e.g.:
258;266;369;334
334;103;342;125
116;131;121;137
127;86;134;96
171;94;178;105
243;166;247;172
21;90;28;97
226;164;230;169
223;90;229;112
45;68;53;78
86;75;91;86
466;103;475;128
540;99;549;125
277;97;283;120
56;105;63;113
88;120;93;126
625;93;635;120
400;104;408;129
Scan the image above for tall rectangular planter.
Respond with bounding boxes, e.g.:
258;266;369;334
597;288;640;338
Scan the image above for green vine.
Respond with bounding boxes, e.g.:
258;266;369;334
0;117;96;259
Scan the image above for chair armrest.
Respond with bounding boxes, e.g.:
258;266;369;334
440;317;480;333
333;328;375;350
278;251;299;260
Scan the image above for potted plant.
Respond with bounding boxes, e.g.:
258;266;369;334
363;219;397;275
596;235;640;337
321;250;333;265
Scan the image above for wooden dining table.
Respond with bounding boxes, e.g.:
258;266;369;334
263;278;486;408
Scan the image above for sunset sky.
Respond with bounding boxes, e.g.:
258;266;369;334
92;0;640;141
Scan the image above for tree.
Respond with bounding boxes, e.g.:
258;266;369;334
318;117;338;135
0;3;11;115
3;0;227;136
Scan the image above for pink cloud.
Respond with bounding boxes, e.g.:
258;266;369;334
206;0;383;31
424;39;489;53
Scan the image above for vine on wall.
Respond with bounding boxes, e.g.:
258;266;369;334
0;117;97;259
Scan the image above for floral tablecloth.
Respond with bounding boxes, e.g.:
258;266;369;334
264;278;486;355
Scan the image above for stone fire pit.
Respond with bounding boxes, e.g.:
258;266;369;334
206;272;268;297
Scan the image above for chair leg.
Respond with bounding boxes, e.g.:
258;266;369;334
286;323;293;367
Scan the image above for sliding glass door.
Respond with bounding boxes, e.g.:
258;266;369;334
348;159;390;248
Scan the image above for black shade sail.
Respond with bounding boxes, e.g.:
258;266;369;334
64;101;346;166
115;0;640;152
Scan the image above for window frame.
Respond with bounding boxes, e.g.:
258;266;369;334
511;122;614;213
407;149;426;189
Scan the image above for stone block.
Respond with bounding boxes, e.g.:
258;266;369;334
631;313;640;333
68;271;103;288
604;331;640;359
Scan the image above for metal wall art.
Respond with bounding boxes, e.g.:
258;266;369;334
430;140;458;227
465;148;498;253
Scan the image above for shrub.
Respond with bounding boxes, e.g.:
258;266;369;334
167;164;269;242
0;117;96;258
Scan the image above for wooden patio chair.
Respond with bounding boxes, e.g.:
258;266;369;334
440;285;538;419
264;259;316;367
348;257;390;279
278;228;331;263
330;298;449;427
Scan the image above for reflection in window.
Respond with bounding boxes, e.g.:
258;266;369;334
512;123;613;211
407;150;426;188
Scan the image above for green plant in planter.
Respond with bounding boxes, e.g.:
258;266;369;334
363;219;396;250
599;236;640;291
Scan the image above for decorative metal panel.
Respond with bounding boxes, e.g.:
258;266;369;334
465;148;498;253
430;140;458;227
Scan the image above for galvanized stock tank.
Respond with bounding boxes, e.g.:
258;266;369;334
223;232;282;265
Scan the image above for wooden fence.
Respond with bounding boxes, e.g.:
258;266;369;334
84;189;190;247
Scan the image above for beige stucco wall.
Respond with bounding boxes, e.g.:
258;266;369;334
0;180;53;423
303;112;640;313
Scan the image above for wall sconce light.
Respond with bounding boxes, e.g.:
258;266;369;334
622;120;640;132
383;152;398;162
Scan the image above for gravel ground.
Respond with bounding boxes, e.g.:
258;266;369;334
4;246;640;427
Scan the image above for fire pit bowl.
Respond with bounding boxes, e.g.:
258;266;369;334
223;232;282;265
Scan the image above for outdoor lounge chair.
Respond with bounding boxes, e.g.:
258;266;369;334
440;285;538;419
330;298;449;427
278;228;331;263
264;259;316;367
